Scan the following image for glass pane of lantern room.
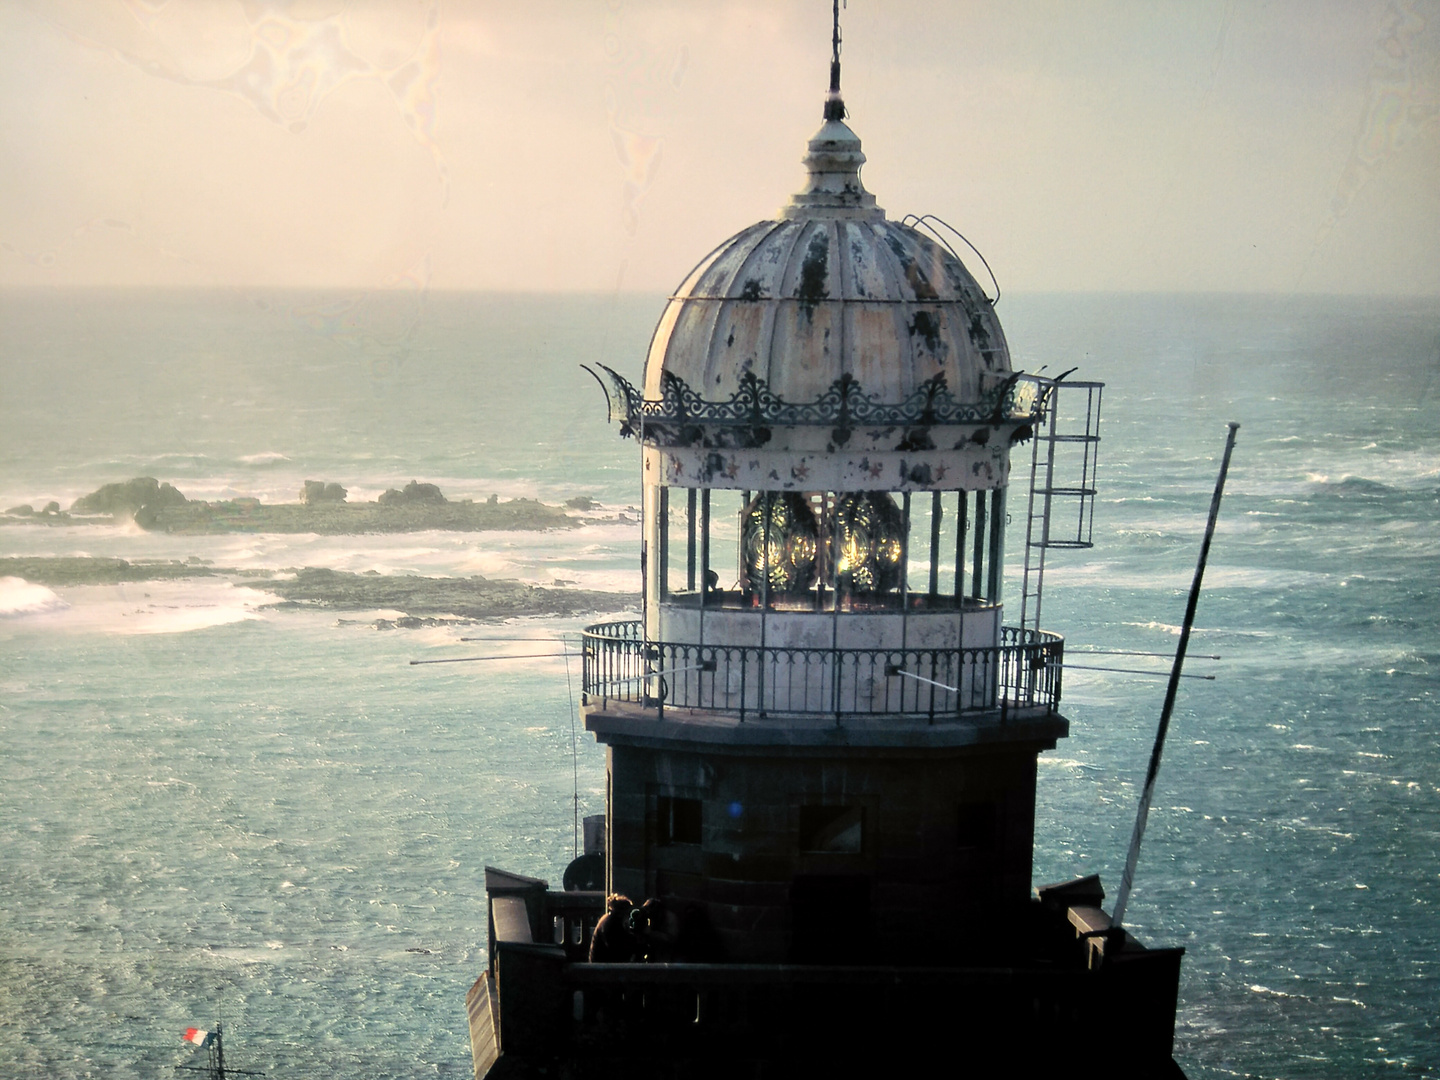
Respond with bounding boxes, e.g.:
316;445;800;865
905;492;949;601
661;486;687;598
711;491;742;598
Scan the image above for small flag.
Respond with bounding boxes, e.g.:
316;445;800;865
183;1028;213;1048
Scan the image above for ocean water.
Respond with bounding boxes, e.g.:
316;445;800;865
1;289;1437;1078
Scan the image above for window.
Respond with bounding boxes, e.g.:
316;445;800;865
957;802;997;851
657;796;702;846
799;805;864;854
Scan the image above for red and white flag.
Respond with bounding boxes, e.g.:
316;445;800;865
183;1028;213;1048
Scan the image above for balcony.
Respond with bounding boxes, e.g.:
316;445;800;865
581;620;1063;722
468;870;1184;1076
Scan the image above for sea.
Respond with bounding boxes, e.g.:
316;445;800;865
1;288;1437;1079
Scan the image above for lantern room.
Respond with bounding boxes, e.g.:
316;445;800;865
587;97;1049;716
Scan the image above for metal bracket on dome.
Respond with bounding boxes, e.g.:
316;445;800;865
901;213;1002;306
586;366;1047;436
581;364;644;436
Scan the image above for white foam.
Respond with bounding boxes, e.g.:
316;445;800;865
122;593;266;635
0;580;279;636
0;577;66;616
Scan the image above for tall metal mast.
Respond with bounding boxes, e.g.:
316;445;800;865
1112;423;1240;929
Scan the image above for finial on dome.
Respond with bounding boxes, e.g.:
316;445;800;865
781;0;881;220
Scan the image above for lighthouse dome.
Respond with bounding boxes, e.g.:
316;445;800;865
642;115;1011;409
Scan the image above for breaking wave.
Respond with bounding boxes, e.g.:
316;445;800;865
0;576;65;616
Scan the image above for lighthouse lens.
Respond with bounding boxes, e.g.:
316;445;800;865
831;492;905;594
741;492;819;594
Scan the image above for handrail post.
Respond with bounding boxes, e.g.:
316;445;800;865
738;647;747;723
956;645;965;717
1052;638;1063;713
582;631;591;708
926;649;936;724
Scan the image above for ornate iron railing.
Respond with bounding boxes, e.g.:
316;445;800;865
581;620;1062;722
582;366;1045;438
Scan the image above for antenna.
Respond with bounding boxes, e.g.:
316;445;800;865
825;0;847;120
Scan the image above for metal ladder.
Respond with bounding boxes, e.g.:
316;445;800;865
1018;378;1104;634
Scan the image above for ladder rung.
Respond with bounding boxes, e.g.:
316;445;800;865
1033;487;1096;497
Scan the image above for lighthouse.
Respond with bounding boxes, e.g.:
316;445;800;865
582;74;1061;967
467;24;1187;1079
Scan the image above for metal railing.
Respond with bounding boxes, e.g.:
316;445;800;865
489;945;1183;1064
581;620;1062;722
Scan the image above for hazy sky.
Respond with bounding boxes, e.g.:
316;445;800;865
2;0;1437;294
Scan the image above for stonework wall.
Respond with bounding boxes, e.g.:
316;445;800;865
605;740;1044;964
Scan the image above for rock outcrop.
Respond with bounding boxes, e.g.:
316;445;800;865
71;477;188;517
301;480;348;505
22;477;578;534
379;480;446;506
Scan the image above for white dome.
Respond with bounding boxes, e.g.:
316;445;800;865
643;117;1010;408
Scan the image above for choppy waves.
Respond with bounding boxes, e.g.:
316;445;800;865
3;292;1439;1078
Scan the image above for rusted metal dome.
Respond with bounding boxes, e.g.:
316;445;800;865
642;114;1011;408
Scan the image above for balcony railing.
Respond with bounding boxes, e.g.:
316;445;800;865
581;620;1063;722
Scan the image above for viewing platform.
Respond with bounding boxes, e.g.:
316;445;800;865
580;619;1064;725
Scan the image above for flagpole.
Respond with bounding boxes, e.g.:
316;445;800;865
176;1023;264;1078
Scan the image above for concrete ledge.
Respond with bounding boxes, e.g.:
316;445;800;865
583;701;1067;754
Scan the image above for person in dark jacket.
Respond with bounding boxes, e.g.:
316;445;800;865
633;898;726;964
634;898;676;963
673;900;726;963
589;894;638;962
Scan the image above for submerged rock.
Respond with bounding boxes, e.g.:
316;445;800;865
2;503;73;526
0;556;221;585
0;556;634;621
263;567;629;620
